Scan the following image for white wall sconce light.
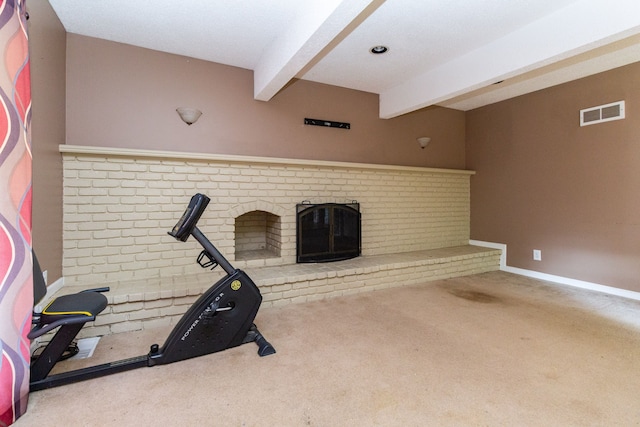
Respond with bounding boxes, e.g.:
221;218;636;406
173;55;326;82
176;107;202;125
417;136;431;149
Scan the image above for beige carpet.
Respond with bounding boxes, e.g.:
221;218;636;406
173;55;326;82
18;271;640;426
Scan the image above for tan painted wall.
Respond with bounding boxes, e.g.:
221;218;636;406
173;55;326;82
65;34;465;169
467;62;640;292
27;1;66;282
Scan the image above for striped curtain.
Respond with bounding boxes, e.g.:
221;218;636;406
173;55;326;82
0;0;32;425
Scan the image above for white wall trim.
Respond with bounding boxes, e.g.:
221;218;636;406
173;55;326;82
59;144;475;176
469;239;640;302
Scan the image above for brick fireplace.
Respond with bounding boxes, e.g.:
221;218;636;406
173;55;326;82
60;145;475;287
57;145;506;337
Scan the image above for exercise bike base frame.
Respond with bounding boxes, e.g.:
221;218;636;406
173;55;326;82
30;324;274;392
30;269;275;391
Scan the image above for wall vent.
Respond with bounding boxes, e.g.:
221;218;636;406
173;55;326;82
580;100;625;126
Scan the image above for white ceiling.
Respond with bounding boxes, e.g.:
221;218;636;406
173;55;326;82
48;0;640;118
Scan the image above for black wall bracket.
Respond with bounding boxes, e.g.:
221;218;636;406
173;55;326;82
304;118;350;129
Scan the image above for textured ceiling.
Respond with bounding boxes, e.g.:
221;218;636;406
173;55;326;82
49;0;640;117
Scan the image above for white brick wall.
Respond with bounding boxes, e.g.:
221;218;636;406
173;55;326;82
61;147;473;286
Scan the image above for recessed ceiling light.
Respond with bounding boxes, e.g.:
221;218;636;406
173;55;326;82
370;45;388;54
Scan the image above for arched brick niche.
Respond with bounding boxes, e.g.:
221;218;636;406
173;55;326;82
230;201;287;261
234;210;282;261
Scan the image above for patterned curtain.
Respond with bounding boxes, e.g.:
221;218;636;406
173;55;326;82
0;0;32;425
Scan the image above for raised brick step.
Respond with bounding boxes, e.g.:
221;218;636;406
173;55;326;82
58;245;501;338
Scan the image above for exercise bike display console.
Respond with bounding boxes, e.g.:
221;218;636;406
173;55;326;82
29;193;275;391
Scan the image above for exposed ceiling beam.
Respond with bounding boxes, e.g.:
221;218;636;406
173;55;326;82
379;0;640;118
253;0;381;101
440;34;640;111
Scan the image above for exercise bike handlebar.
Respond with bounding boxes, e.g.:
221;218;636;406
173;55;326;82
168;193;210;242
169;193;236;275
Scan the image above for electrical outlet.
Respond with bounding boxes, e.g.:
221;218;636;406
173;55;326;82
42;270;47;285
533;250;542;261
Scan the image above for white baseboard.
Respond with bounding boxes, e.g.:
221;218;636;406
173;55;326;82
469;240;640;302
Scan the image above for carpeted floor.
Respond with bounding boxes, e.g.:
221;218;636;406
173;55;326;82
17;271;640;426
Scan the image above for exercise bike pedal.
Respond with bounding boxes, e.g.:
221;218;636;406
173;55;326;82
31;341;79;362
197;250;218;270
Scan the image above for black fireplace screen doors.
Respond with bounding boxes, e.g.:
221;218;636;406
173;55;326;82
296;202;361;263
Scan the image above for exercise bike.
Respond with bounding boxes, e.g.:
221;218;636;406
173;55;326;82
29;193;275;391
